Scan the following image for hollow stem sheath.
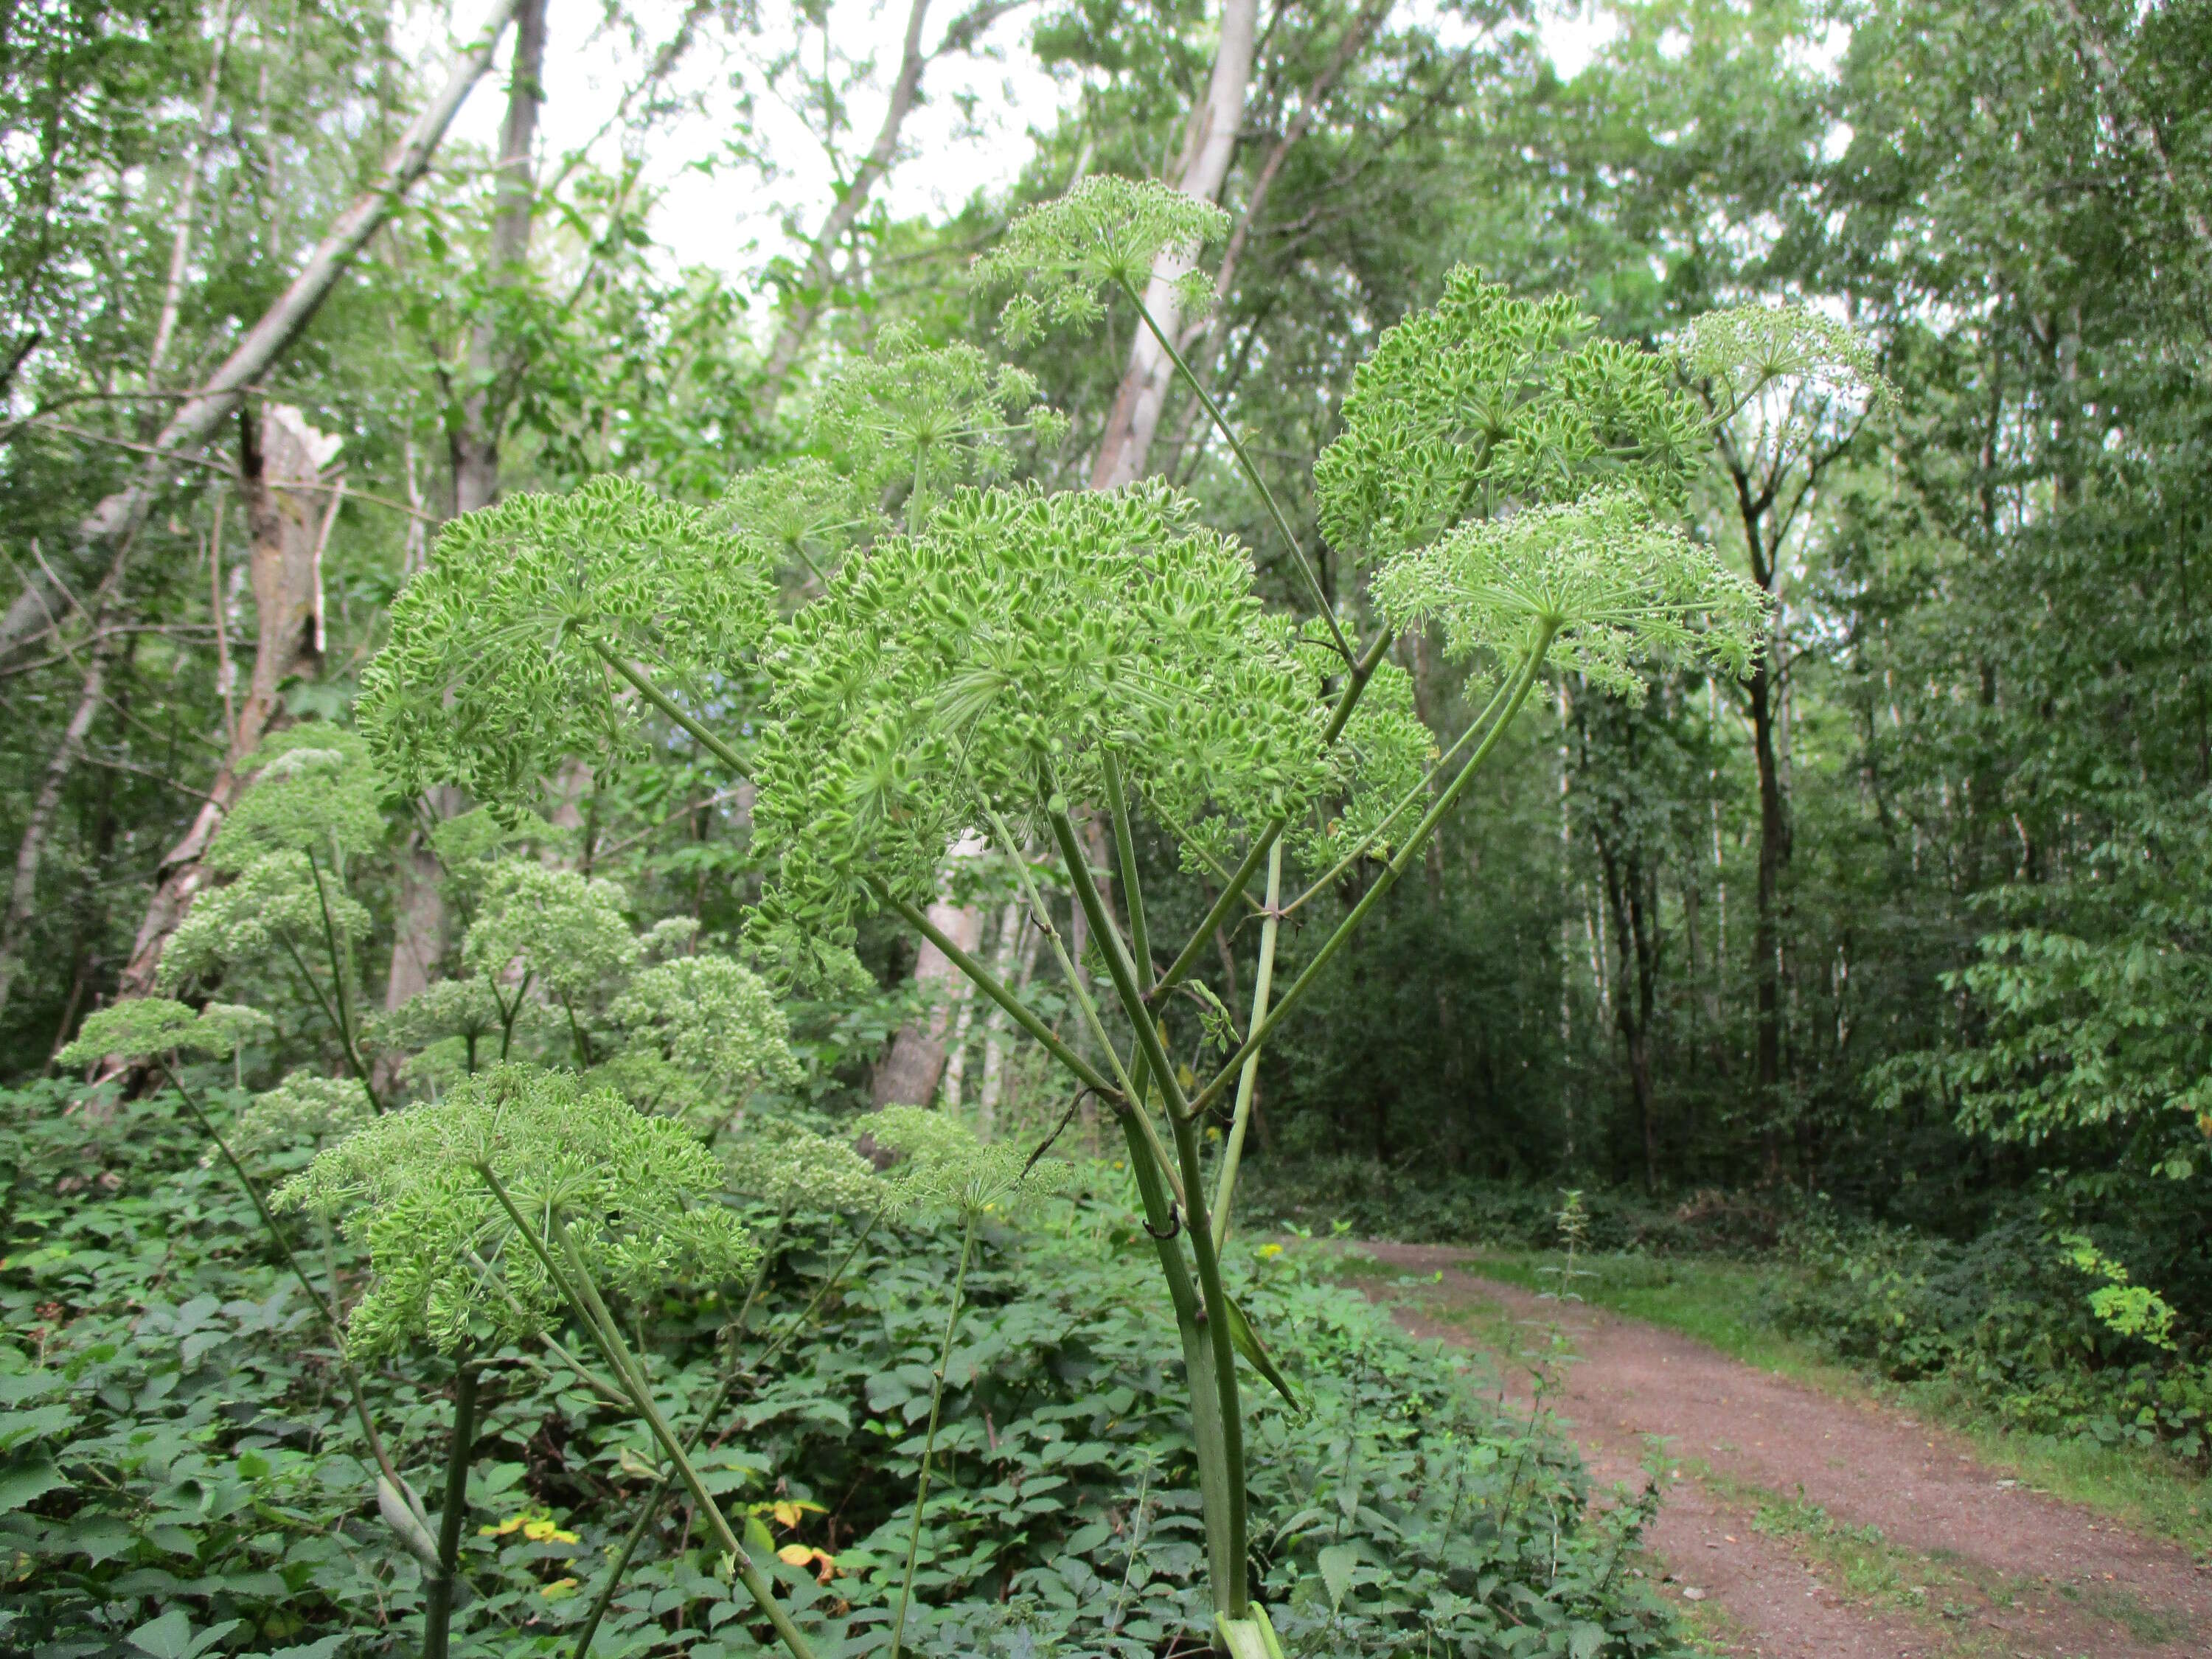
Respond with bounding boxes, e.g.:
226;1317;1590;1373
1047;806;1250;1614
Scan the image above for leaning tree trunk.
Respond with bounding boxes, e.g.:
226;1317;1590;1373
114;406;338;1001
0;0;523;667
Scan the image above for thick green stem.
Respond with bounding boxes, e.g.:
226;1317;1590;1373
971;810;1186;1212
590;643;750;777
1117;276;1352;664
1047;805;1250;1616
1211;839;1281;1251
1149;628;1394;1002
477;1170;815;1659
888;1211;976;1659
421;1354;480;1659
1188;629;1556;1119
569;1217;880;1659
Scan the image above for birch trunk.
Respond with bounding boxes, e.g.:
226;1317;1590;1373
1088;0;1259;490
385;0;550;1018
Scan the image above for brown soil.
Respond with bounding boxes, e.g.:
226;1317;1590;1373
1349;1241;2211;1659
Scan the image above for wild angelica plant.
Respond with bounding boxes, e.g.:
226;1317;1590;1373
360;175;1884;1653
276;1062;822;1658
161;728;387;1108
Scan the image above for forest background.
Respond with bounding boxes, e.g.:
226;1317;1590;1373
4;0;2211;1651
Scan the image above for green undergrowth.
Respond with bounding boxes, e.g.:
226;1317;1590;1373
1331;1239;2212;1559
1;1083;1692;1658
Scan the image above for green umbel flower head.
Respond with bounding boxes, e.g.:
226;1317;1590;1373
275;1064;757;1358
1313;268;1707;566
369;977;518;1061
361;479;776;809
208;727;386;872
161;854;372;991
747;480;1331;971
1676;302;1895;411
233;1070;374;1157
810;324;1068;518
709;456;883;584
1374;489;1770;700
602;953;801;1124
57;998;272;1066
1292;660;1438;868
869;1106;1068;1217
973;176;1228;344
461;861;638;1004
725;1123;897;1215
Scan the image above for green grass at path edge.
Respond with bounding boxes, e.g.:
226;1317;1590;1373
1313;1240;2212;1559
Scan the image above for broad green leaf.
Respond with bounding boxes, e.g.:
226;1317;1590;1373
1316;1543;1357;1612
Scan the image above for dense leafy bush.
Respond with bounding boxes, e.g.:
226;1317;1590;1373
1;1082;1688;1658
1771;1203;2212;1461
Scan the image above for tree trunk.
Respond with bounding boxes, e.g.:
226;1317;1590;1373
113;406;337;1001
1158;0;1387;476
873;830;989;1105
0;0;523;664
1088;0;1261;490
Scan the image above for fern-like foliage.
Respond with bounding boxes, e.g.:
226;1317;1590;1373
360;479;777;808
973;175;1228;344
275;1063;757;1358
747;481;1330;966
1313;269;1707;567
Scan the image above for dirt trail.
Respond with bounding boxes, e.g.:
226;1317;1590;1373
1352;1242;2210;1659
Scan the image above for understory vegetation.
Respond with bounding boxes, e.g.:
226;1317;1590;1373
7;0;2212;1654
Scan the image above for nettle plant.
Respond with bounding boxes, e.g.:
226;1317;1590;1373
361;178;1880;1655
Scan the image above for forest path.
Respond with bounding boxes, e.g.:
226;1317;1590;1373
1341;1241;2210;1659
